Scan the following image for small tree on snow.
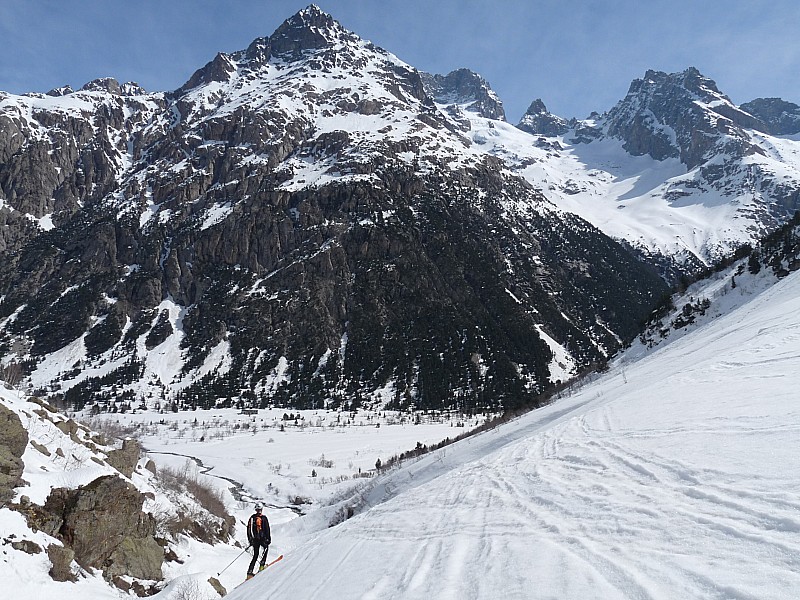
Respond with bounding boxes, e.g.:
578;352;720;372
748;251;762;274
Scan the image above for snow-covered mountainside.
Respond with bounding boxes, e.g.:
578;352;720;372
2;4;800;417
4;230;798;599
510;68;800;276
231;234;800;600
0;5;668;413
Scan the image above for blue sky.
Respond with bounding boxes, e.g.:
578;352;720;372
2;1;799;121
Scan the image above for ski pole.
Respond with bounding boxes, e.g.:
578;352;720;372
217;545;251;576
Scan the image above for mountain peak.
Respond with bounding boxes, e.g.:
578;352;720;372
606;67;767;166
177;5;357;93
76;77;148;96
420;68;505;121
269;4;355;58
524;99;549;115
632;67;724;102
740;97;800;135
296;4;329;20
79;77;123;94
517;98;569;136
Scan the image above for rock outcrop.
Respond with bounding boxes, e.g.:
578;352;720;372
517;99;570;136
740;97;800;135
47;544;77;582
421;69;506;120
106;439;141;478
34;475;164;581
0;404;27;503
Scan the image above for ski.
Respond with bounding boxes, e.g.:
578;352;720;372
264;554;284;569
244;554;284;583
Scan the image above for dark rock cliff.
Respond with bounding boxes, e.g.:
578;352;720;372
0;402;27;503
740;97;800;135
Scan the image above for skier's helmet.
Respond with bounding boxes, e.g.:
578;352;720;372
255;503;263;512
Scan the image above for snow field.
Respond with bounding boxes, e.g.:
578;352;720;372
110;408;484;502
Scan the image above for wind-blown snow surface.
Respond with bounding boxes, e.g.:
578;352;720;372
232;271;800;599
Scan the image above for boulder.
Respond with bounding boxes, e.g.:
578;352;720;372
107;438;140;478
30;440;51;456
12;539;42;554
208;576;227;597
27;397;58;413
47;544;77;582
41;475;163;580
55;418;79;437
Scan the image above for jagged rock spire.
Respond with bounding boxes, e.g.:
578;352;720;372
517;98;569;136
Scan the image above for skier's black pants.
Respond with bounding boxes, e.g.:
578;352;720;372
248;542;269;574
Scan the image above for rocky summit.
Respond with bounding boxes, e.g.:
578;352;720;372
495;67;800;277
5;6;800;414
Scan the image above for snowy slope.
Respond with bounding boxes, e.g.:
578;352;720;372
230;268;800;599
454;107;800;272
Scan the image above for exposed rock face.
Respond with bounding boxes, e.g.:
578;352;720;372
80;77;123;94
421;69;506;120
38;475;163;580
47;544;77;582
0;404;27;503
740;97;800;135
517;99;570;136
0;81;166;258
603;67;766;168
106;439;140;478
46;85;75;97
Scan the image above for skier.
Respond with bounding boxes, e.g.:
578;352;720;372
246;503;271;579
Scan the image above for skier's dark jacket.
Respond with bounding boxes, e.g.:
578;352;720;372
247;511;271;546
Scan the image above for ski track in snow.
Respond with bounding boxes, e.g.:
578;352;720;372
232;272;800;600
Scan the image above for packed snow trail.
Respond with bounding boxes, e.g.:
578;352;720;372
232;271;800;600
